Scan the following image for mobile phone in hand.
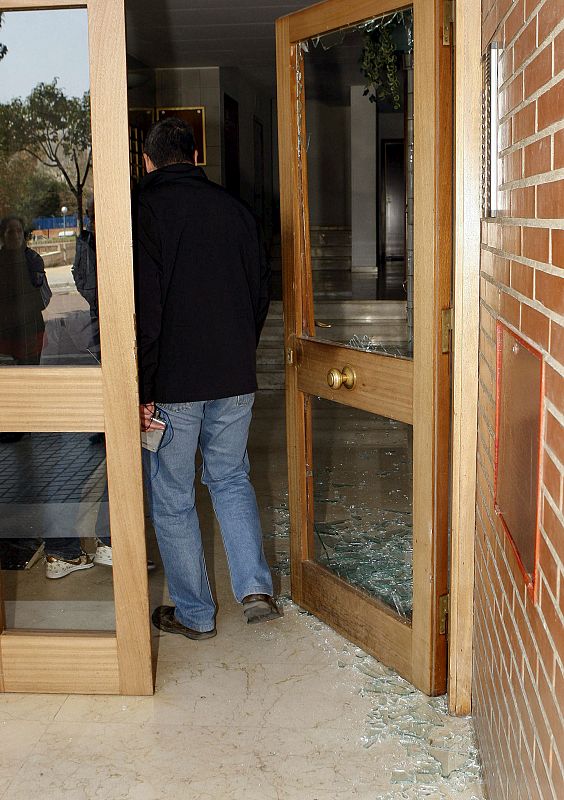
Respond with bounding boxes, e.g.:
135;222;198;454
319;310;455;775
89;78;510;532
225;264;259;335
141;412;166;452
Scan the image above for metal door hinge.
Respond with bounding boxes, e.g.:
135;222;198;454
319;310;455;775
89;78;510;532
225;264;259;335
443;0;455;46
441;307;453;354
286;347;294;366
439;593;449;636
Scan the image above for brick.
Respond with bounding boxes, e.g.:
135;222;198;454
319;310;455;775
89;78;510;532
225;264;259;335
511;185;536;217
542;449;562;510
545;364;564;408
502;74;524;116
483;8;500;52
555;128;564;171
495;255;511;284
529;602;558;689
481;247;494;276
520;302;550;349
538;79;564;132
555;30;564;75
524;45;553;98
514;101;536;141
524;136;551;176
536;268;564;314
514;18;538;69
505;0;525;45
511;260;535;296
503;148;523;183
489;222;503;249
538;578;563;675
522;225;550;261
511;73;526;115
538;530;559;596
500;46;515;84
501;118;513;149
538;0;563;43
533;734;555;799
503;224;522;255
537;179;564;218
545;419;564;488
550;319;564;366
551;750;564;800
501;289;521;326
552;229;564;268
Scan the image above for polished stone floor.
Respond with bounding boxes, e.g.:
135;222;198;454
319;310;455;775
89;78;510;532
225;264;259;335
0;392;485;799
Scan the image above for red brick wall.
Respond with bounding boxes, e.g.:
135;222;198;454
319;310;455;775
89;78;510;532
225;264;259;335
475;1;564;799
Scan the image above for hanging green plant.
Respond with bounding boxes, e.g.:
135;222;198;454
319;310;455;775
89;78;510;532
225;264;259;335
360;27;401;110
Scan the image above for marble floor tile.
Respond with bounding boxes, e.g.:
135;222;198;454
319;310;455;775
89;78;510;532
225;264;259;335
0;693;66;723
1;722;257;800
0;720;49;798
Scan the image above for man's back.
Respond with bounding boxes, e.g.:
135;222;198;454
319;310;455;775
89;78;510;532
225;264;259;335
136;163;270;404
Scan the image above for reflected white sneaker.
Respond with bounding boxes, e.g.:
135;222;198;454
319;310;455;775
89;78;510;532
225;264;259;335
94;540;156;571
45;552;94;579
94;540;112;566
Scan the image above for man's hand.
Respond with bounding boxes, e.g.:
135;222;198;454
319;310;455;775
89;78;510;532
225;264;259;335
139;402;165;432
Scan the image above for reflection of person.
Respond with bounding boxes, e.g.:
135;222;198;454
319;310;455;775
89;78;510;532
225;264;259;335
72;196;98;319
0;215;50;365
0;215;51;444
136;117;280;640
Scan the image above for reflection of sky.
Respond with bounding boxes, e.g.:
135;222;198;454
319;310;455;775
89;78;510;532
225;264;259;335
0;9;89;102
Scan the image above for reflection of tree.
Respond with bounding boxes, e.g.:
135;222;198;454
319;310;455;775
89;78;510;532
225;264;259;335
0;153;75;227
0;80;92;232
0;12;6;62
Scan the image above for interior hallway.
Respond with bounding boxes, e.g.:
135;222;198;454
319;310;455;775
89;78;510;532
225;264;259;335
0;392;484;800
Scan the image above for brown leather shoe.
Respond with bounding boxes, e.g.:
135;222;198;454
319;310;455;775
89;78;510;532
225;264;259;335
151;605;216;639
242;594;283;624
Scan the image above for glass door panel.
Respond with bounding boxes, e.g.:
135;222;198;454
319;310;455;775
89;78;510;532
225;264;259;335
312;398;413;619
0;431;115;630
0;9;101;367
300;11;414;357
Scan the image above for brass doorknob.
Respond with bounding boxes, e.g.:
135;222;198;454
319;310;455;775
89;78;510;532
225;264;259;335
327;365;356;390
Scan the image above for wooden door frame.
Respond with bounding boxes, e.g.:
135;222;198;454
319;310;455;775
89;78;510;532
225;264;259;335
276;0;452;696
448;0;482;715
0;0;153;696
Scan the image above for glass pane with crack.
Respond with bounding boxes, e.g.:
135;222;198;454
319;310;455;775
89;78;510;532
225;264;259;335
311;396;413;619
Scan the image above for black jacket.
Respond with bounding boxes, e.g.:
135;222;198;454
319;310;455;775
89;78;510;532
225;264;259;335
134;163;270;403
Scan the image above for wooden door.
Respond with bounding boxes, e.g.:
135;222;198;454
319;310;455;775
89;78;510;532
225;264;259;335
0;0;152;695
276;0;452;695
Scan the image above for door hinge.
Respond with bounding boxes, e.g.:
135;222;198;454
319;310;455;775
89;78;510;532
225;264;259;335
443;0;455;46
286;347;294;366
439;593;449;636
441;307;453;354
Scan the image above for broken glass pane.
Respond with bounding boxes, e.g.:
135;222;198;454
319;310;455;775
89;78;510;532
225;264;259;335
311;398;413;619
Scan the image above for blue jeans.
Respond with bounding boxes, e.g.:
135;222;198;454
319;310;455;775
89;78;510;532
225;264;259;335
143;394;273;632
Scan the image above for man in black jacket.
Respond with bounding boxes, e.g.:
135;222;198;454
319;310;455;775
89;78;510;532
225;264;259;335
136;117;280;639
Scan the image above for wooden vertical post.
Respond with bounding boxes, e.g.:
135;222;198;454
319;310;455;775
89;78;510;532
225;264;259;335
449;0;482;715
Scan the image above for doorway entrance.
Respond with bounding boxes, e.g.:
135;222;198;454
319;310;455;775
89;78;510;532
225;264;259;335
276;0;452;695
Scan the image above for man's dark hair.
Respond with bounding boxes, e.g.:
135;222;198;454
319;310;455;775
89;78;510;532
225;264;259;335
144;117;196;168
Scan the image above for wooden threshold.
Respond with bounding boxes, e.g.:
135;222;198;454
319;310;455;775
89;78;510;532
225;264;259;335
0;631;119;694
301;561;412;678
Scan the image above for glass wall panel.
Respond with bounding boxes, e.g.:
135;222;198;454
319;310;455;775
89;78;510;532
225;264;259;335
0;9;100;366
311;397;413;620
300;10;414;356
0;432;115;630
